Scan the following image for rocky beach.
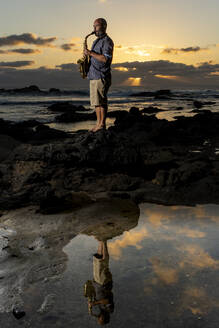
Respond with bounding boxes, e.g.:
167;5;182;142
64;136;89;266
0;91;218;213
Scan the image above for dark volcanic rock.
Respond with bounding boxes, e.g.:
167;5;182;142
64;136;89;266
0;108;218;210
55;109;129;123
47;102;87;113
176;106;184;110
141;106;161;114
6;85;44;94
49;88;61;93
129;89;173;98
55;111;96;123
193;100;217;109
0;118;70;144
193;100;204;109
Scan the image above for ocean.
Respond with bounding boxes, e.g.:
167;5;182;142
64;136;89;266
0;88;219;133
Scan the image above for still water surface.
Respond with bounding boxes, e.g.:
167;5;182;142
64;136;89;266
0;202;219;327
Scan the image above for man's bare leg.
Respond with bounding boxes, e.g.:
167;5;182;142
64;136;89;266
90;106;101;131
100;105;107;128
102;241;109;260
96;240;108;259
93;104;108;131
97;240;103;256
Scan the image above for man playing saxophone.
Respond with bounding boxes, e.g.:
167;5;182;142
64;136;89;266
84;18;114;132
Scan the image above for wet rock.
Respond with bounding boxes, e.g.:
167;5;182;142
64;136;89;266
141;106;161;114
153;160;212;187
0;108;219;209
37;294;56;314
193;100;216;109
129;106;141;116
12;307;26;319
129;89;173;98
28;236;46;251
154;94;172;100
55;111;96;123
107;110;127;119
47;102;86;113
0;135;21;162
38;191;96;214
193;100;204;109
0;119;70;143
49;88;61;93
5;85;44;95
175;106;184;110
129;91;155;97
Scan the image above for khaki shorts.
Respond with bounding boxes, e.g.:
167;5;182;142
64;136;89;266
90;76;111;108
93;255;112;285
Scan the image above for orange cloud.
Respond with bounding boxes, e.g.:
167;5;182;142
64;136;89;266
181;287;219;316
178;244;219;269
113;66;136;72
108;227;149;260
154;74;180;80
149;257;178;284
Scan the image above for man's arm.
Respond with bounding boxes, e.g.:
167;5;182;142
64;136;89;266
102;39;114;64
84;49;106;63
84;39;114;63
91;51;107;63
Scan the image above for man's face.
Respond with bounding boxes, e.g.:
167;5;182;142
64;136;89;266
93;20;105;37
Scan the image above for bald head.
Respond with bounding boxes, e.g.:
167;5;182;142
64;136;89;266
93;18;107;37
95;18;107;29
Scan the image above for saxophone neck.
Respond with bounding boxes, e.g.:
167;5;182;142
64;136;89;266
84;31;95;50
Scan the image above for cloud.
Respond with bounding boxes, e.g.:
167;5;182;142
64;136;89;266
0;59;219;89
0;48;41;54
108;227;149;260
178;244;219;269
0;33;57;48
115;44;151;57
115;44;164;50
55;63;78;70
60;43;78;51
149;257;179;284
181;287;219;316
162;46;209;55
111;59;219;88
0;60;34;67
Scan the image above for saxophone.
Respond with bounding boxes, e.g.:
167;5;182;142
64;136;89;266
77;31;95;79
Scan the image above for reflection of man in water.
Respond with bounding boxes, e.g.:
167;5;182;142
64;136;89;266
85;240;114;325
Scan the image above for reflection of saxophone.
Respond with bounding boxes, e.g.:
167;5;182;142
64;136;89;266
77;31;95;79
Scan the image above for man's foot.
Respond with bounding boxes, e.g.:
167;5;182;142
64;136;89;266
89;125;100;132
93;124;106;132
89;122;106;132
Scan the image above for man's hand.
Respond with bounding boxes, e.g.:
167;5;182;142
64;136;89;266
84;48;92;56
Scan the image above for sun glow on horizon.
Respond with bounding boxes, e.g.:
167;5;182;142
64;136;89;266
122;77;142;86
154;74;180;80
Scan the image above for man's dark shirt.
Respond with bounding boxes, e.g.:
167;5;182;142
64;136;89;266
87;33;114;80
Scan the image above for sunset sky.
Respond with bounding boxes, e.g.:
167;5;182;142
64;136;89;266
0;0;219;90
